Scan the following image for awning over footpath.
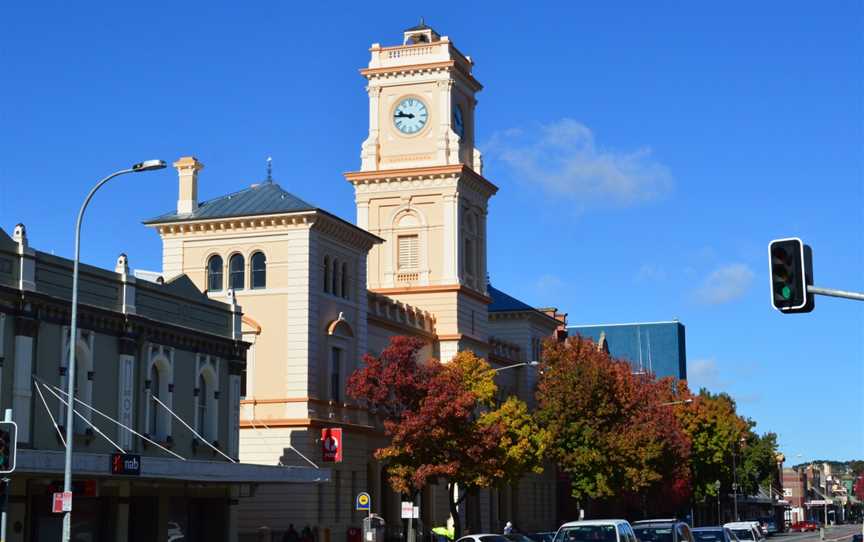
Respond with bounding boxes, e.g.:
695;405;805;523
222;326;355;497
18;450;330;484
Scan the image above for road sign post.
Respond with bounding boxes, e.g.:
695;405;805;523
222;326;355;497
0;409;12;542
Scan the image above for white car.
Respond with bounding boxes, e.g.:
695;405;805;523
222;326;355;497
723;523;761;542
554;520;638;542
456;535;511;542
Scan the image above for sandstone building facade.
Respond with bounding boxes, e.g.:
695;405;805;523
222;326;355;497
145;23;565;541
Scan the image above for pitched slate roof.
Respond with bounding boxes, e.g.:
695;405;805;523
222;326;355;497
488;284;537;313
143;182;316;224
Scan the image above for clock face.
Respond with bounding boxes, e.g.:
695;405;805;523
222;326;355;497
453;106;465;138
393;97;428;135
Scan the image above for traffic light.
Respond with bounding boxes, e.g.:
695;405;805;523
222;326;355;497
0;422;18;474
768;238;814;313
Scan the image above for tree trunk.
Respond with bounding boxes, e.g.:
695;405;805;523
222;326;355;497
449;481;462;540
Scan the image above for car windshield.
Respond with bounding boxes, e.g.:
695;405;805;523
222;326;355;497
693;531;723;542
479;537;511;542
731;530;753;541
555;525;618;542
506;536;535;542
633;527;673;542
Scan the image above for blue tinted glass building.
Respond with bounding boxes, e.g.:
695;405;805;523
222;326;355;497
567;321;687;380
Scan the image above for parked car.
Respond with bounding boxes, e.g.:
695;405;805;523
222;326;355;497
723;523;761;542
632;519;695;542
692;527;738;542
789;521;816;533
506;535;538;542
457;535;511;542
553;520;636;542
525;533;556;542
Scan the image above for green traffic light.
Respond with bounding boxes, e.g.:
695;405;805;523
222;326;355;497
782;286;792;300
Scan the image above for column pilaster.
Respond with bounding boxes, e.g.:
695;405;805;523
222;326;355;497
12;314;37;443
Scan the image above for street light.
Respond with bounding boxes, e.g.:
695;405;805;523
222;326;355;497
659;398;693;407
715;480;723;524
732;436;746;522
62;160;166;542
492;360;539;373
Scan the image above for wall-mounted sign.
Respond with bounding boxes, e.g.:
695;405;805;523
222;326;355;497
322;428;342;462
110;453;141;476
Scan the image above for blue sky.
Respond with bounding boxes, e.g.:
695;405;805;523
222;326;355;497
1;2;861;462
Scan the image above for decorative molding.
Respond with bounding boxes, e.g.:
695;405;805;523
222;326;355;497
370;284;491;305
345;164;498;199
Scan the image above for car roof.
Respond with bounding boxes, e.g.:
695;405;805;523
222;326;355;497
693;528;724;531
724;523;756;529
633;522;676;528
633;520;678;524
559;520;630;527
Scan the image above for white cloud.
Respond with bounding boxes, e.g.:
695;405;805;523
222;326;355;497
485;119;673;207
688;358;724;390
536;274;564;292
694;263;755;304
636;263;667;282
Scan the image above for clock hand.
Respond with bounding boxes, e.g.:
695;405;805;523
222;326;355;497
394;111;415;119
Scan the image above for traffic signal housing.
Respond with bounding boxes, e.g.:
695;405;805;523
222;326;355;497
0;422;17;474
768;238;814;313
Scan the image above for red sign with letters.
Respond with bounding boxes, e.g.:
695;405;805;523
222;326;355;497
321;428;342;462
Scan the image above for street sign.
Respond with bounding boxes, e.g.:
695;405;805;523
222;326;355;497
321;428;343;462
806;500;832;506
110;453;141;476
356;492;371;511
52;491;72;513
400;501;419;519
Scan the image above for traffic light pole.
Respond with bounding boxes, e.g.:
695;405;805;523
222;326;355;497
1;408;11;542
807;285;864;302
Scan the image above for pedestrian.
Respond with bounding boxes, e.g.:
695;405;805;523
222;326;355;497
503;522;513;535
283;524;300;542
301;525;314;542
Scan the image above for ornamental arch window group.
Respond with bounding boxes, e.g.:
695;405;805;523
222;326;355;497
207;250;267;292
322;255;352;300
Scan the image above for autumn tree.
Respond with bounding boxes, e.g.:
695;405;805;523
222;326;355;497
672;386;750;504
347;337;545;538
536;336;691;508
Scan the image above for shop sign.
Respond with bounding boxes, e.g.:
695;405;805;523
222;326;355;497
111;453;141;476
322;428;342;462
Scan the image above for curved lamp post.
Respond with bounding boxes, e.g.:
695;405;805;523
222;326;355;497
62;160;166;542
492;360;539;373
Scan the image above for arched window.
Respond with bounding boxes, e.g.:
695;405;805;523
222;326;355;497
196;374;207;436
149;364;160;437
251;252;266;289
341;262;349;300
332;258;340;297
323;256;331;293
207;255;223;292
229;254;245;290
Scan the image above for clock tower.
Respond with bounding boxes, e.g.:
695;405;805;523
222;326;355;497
346;21;498;361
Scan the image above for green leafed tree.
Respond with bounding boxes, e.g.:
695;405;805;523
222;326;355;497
536;336;691;506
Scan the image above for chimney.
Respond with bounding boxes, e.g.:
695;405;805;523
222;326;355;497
174;156;204;214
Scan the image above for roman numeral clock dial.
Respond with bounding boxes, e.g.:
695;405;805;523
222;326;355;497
393;97;428;135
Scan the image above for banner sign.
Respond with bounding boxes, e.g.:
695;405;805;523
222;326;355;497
322;428;343;462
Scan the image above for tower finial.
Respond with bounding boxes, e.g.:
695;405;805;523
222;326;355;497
419;16;425;26
266;156;273;183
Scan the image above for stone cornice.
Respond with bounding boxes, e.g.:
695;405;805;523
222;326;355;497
367;291;436;338
489;308;561;329
0;285;247;359
370;283;491;305
345;164;498;199
360;60;482;92
148;209;382;252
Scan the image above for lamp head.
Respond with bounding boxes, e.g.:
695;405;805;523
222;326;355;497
132;159;167;172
